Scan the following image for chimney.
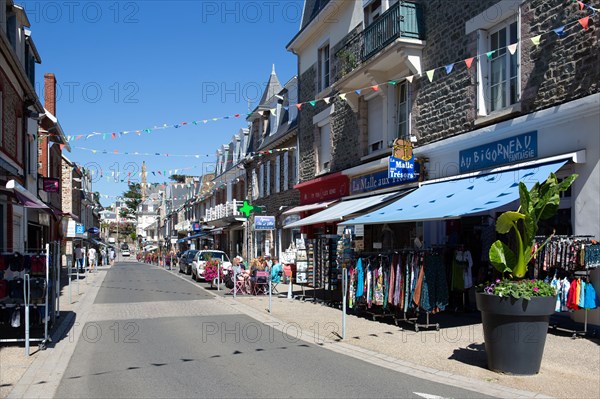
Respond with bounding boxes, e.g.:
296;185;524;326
44;73;56;115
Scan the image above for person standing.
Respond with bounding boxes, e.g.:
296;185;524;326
74;244;84;272
100;247;107;266
88;246;97;272
109;247;115;265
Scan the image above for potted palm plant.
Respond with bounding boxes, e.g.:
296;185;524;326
476;172;577;375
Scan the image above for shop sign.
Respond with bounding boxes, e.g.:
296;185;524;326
283;214;301;227
353;166;419;195
296;172;349;204
75;224;85;234
254;216;275;230
42;177;60;193
191;222;201;231
66;220;77;238
459;131;538;173
388;138;417;181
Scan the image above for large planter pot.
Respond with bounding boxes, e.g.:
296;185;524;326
475;292;556;375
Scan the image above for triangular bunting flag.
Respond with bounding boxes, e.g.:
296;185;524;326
465;57;475;69
295;103;302;110
426;69;435;82
553;26;566;37
406;75;414;83
388;80;397;85
507;43;518;55
444;64;454;74
113;150;118;154
76;135;83;140
339;93;347;101
578;16;590;30
355;89;361;95
270;108;277;115
323;97;331;104
577;1;585;11
111;133;116;139
371;85;379;91
531;35;541;46
59;144;65;150
485;50;495;60
283;106;289;111
309;100;316;107
92;150;96;154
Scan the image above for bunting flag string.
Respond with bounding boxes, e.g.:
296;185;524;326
74;147;210;158
39;1;595;146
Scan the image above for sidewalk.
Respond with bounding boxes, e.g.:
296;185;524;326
194;277;600;399
0;266;109;399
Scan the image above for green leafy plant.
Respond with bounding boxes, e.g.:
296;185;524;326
489;172;578;282
483;279;556;301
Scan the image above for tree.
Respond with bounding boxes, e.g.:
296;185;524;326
169;174;187;183
119;183;142;220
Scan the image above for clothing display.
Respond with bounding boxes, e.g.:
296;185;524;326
348;251;449;315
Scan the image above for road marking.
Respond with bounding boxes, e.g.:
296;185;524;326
414;392;451;399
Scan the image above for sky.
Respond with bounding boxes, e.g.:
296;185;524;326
22;0;302;206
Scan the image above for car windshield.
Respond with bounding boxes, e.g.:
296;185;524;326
199;251;229;262
187;250;198;259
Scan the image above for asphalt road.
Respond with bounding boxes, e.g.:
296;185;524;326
55;261;494;398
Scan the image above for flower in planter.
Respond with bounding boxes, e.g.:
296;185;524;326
204;259;222;282
485;172;577;299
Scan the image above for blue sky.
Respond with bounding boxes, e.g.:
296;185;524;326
22;0;301;206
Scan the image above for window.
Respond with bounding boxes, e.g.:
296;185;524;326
318;44;330;92
319;123;331;172
364;0;382;26
367;95;384;153
396;81;409;139
488;20;519;112
275;155;281;193
283;153;289;191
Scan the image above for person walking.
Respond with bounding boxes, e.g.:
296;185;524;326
100;247;107;266
87;246;97;272
109;247;115;265
74;244;84;273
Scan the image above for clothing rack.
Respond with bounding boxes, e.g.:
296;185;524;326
0;243;56;354
349;249;446;332
536;234;599;339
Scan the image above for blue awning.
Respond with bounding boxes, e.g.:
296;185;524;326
176;231;209;243
341;160;567;225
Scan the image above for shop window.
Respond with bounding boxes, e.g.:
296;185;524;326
318;43;330;92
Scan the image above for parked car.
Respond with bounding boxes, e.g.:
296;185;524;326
178;249;199;275
191;250;232;281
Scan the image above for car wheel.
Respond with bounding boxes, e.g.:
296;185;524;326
187;265;191;275
192;269;196;281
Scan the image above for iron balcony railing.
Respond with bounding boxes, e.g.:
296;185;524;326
334;1;424;82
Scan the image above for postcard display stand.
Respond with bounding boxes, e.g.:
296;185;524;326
0;242;59;355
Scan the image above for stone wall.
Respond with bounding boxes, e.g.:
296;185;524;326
413;0;599;145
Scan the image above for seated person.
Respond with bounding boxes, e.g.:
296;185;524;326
270;258;283;283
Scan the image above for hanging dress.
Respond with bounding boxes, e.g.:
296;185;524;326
356;258;364;298
349;267;356;309
374;263;384;306
366;265;372;308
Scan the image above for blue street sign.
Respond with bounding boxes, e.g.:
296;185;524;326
254;216;275;230
75;224;85;234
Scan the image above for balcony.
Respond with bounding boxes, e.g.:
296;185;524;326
204;199;243;223
333;1;424;84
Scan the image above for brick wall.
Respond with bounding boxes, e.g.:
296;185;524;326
298;64;318;182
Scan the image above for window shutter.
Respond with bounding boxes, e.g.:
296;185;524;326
283;153;289;191
259;165;264;198
266;160;271;196
275;155;281;193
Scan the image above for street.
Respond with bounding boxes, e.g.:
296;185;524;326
54;261;491;398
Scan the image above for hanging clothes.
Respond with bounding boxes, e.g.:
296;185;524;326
366;264;372;308
583;281;600;309
356;258;364;298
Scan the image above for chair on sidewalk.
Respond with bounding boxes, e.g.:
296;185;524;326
229;276;249;295
270;264;283;294
252;271;269;295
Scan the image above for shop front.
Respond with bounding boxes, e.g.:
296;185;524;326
340;94;600;327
